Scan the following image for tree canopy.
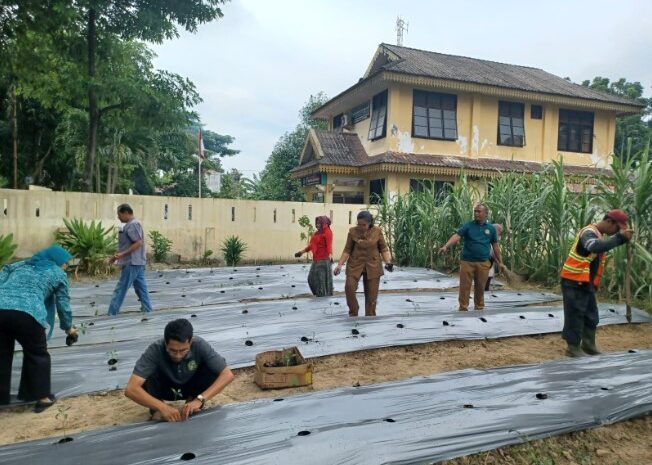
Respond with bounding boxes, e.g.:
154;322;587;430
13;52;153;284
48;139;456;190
0;0;237;195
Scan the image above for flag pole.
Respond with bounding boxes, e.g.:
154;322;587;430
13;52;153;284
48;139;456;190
198;128;205;199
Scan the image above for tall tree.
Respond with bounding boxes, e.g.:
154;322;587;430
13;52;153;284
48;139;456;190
582;77;651;156
255;92;328;201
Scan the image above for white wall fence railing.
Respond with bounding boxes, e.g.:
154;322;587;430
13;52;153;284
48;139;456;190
0;189;365;261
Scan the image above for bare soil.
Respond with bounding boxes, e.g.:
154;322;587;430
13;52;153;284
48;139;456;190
1;323;650;464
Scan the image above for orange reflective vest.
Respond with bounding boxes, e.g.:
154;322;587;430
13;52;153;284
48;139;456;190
560;224;606;288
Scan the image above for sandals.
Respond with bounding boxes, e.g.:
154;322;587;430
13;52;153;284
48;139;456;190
34;394;57;413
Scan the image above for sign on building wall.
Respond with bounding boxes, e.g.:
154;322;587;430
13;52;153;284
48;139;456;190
301;173;326;186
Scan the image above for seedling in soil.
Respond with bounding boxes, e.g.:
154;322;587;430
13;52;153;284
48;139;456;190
245;340;253;346
351;329;360;335
106;349;119;370
55;404;72;443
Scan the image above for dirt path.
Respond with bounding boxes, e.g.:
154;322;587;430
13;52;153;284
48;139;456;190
1;322;650;465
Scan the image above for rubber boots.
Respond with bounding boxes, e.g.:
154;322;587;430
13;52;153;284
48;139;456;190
566;343;585;358
581;327;601;355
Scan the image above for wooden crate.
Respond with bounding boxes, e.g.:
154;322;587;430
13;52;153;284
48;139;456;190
254;347;313;390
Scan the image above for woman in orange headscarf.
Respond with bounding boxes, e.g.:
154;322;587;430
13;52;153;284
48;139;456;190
295;216;333;297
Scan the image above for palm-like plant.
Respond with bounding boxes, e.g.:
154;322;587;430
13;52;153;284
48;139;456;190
221;235;247;267
56;218;117;275
0;233;18;266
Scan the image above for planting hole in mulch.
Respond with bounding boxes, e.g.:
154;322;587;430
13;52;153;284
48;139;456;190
383;281;388;284
536;393;548;400
548;313;555;318
107;358;118;366
190;314;197;318
601;387;609;391
256;275;260;278
297;431;310;436
405;298;413;302
519;315;526;319
229;277;233;280
256;267;261;271
491;294;498;298
436;279;441;282
439;297;445;300
351;329;360;335
56;437;74;444
158;274;163;278
463;404;474;409
181;295;186;298
88;322;94;326
90;302;96;307
242;309;248;314
273;398;284;402
197;280;202;283
334;302;340;305
300;336;309;342
258;287;263;290
180;452;196;461
628;349;637;353
609;308;616;312
291;284;296;288
166;282;170;285
95;284;100;288
109;366;117;371
517;293;522;296
413;279;417;282
442;321;450;326
479;317;487;323
384;418;396;423
245;340;253;346
396;324;405;328
220;290;225;294
292;306;298;310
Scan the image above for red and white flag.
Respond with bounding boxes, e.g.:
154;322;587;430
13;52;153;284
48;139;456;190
198;128;205;161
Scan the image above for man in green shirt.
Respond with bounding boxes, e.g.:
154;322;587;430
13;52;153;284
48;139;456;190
439;203;503;311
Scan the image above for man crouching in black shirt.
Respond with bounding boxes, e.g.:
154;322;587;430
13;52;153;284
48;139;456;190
125;318;234;421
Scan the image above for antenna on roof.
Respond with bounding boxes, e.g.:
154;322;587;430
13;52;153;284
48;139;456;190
396;16;408;46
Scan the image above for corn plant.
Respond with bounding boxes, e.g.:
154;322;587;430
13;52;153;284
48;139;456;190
148;230;172;262
55;218;117;276
0;233;18;266
377;151;652;310
221;235;247;267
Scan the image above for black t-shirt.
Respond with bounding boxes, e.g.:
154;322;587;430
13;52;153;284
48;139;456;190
133;336;227;385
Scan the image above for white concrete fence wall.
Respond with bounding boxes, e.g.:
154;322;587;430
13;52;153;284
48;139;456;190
0;189;366;262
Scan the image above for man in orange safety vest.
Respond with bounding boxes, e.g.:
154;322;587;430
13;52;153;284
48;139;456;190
560;209;632;357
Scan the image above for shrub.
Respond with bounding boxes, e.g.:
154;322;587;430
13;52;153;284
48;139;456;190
55;218;117;275
298;215;315;242
148;230;173;262
221;235;247;267
202;249;214;264
0;233;18;266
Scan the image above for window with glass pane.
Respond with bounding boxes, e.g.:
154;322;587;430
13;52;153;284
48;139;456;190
367;91;388;140
412;90;457;140
369;178;386;204
557;109;594;153
497;101;525;146
333;113;343;129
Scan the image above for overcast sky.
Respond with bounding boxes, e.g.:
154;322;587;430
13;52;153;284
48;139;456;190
151;0;652;175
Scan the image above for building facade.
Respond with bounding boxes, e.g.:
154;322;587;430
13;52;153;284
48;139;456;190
292;44;642;203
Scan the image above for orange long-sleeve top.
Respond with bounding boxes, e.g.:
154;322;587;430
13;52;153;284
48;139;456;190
303;227;333;261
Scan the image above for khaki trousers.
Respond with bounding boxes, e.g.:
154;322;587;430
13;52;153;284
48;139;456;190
458;260;491;311
345;273;380;316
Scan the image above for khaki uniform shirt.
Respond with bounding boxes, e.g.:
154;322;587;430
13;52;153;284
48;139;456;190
343;225;389;279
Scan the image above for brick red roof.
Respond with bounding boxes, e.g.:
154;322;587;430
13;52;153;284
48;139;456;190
293;130;612;178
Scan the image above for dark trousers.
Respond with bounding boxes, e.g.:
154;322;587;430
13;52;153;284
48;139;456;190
0;310;52;404
345;273;380;316
561;285;599;345
143;364;217;401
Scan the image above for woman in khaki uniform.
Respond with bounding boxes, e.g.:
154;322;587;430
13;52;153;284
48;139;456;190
334;211;394;316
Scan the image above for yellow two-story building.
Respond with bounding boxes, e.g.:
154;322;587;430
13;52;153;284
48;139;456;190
291;43;643;203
